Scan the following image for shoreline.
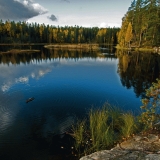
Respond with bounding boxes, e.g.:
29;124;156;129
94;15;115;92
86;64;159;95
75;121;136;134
115;46;160;52
80;130;160;160
0;49;40;54
44;43;100;50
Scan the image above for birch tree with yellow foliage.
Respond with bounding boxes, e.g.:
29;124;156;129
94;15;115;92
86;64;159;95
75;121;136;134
125;22;133;48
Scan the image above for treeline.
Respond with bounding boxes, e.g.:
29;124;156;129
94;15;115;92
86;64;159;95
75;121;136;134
117;0;160;48
0;20;119;45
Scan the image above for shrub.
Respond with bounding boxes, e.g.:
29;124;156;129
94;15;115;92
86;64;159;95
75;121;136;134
139;79;160;129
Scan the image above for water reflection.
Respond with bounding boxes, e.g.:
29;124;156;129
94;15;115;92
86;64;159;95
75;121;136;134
116;50;160;98
1;47;160;159
0;47;120;159
0;47;116;65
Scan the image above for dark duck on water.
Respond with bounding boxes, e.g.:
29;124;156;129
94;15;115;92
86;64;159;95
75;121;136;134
26;97;35;103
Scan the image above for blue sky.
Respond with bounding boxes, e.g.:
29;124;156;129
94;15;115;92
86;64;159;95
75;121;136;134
0;0;132;27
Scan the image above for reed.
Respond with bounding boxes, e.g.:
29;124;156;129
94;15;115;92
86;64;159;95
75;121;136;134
71;103;139;156
120;113;135;138
89;107;114;151
72;120;87;152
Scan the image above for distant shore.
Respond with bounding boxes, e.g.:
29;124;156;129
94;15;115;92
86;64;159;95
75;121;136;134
0;49;40;54
44;43;100;50
0;43;112;53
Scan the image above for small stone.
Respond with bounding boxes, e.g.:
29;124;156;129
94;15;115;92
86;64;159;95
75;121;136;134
148;134;159;142
142;137;149;141
134;136;142;141
91;155;100;159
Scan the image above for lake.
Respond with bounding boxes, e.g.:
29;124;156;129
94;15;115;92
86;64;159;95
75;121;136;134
0;46;160;159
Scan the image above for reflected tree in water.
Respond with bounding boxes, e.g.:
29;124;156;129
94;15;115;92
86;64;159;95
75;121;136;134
0;47;116;65
116;50;160;98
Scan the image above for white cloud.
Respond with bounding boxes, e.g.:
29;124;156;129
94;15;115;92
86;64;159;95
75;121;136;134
0;0;48;21
30;2;48;14
27;11;121;28
99;22;108;28
19;0;48;14
23;0;28;5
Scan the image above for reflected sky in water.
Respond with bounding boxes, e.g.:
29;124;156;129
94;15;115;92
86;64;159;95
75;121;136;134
0;51;142;159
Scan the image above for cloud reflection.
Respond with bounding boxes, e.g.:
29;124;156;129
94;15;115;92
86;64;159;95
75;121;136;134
0;56;112;92
15;76;29;83
0;64;52;92
1;84;11;92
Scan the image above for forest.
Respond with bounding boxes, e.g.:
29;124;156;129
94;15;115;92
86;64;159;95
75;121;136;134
0;20;119;45
0;0;160;49
117;0;160;48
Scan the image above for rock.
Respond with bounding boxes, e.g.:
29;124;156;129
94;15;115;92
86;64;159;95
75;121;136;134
147;134;159;142
80;149;130;160
145;154;160;160
80;133;160;160
134;136;142;141
80;150;147;160
80;151;160;160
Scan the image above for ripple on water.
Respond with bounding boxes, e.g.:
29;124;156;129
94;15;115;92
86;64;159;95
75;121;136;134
0;104;13;134
0;91;22;138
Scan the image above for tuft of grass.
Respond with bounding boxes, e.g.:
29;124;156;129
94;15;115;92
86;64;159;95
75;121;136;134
71;103;138;156
120;113;135;138
72;120;87;152
73;121;85;144
89;107;114;151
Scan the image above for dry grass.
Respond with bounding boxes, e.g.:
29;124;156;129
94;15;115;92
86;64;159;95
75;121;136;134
44;43;100;50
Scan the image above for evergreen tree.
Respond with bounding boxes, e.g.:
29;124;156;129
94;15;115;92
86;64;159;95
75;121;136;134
118;0;160;48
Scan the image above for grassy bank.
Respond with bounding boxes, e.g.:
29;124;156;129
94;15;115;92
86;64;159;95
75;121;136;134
70;103;138;157
44;43;100;50
70;79;160;157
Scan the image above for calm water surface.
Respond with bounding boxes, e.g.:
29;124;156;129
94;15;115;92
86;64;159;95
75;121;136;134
0;47;160;159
